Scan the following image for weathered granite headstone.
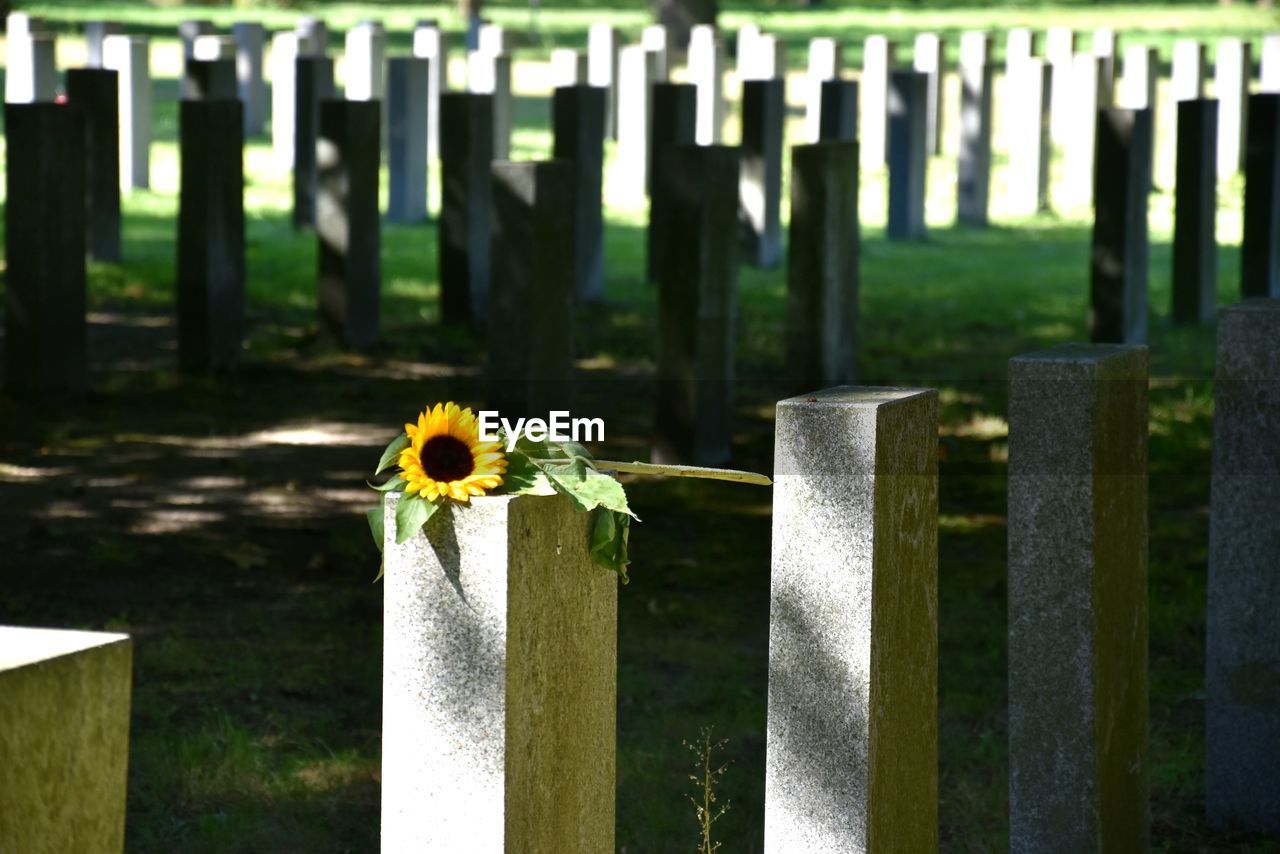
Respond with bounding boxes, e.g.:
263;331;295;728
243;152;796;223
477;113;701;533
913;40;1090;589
1206;298;1280;836
345;20;386;103
271;33;303;167
550;48;587;86
688;25;725;145
1003;28;1036;151
489;160;576;416
1090;108;1153;344
3;104;87;399
646;82;697;282
1215;39;1252;178
439;92;494;328
913;33;944;156
296;17;330;56
317;99;381;349
5;27;57;104
66;69;122;264
387;57;429;224
4;14;53;104
477;23;513;57
231;23;267;134
617;45;659;196
1240;93;1280;299
861;35;896;169
804;37;842;143
1008;342;1149;854
588;23;620;139
1120;45;1159;188
653;145;739;466
184;57;237;101
816;78;857;143
0;626;132;854
381;492;616;852
787;142;859;389
178;99;245;373
1064;54;1110;210
467;50;512;160
957;52;993;227
102;35;150;191
84;21;122;68
739;77;785;269
738;30;785;81
1172;98;1218;324
1172;39;1207;101
1047;27;1078;145
412;22;447;162
886;71;928;240
765;386;938;853
1092;28;1120;101
553;86;606;302
1005;27;1036;79
1008;58;1051;215
642;24;671;80
178;19;213;60
293;56;336;230
1263;34;1280;92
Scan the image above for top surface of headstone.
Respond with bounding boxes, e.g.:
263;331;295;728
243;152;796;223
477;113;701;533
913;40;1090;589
0;625;130;671
779;386;934;410
1010;341;1146;367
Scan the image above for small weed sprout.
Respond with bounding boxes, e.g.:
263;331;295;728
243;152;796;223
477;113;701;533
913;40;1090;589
685;727;731;854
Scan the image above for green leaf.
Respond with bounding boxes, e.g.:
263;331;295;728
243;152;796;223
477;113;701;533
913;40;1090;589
544;464;636;517
395;492;440;545
558;440;595;462
375;432;410;475
590;509;631;583
367;505;385;553
500;449;557;496
369;476;408;493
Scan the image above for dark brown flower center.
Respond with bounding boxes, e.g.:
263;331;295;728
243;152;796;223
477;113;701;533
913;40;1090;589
421;435;475;483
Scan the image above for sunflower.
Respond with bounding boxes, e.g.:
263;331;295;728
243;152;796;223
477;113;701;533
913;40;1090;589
398;403;507;503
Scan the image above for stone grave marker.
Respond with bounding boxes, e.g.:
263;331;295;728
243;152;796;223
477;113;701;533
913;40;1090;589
380;492;616;852
66;68;122;263
177;99;245;373
765;386;939;853
1240;93;1280;299
488;160;576;416
103;35;151;191
653;145;739;466
957;34;993;226
646;82;697;283
317;99;382;349
886;70;928;240
1206;298;1280;836
387;57;430;224
232;23;267;134
3;104;87;399
1090;107;1153;344
1172;98;1218;324
861;35;896;169
1008;342;1149;853
439;92;494;329
552;85;606;302
739;77;785;269
689;25;726;145
292;56;336;230
787;141;859;390
0;626;132;853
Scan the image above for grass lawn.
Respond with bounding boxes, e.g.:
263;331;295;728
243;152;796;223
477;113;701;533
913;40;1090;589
1;2;1278;851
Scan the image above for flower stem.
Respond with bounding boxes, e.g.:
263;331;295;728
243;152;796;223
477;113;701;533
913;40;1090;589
592;460;772;486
